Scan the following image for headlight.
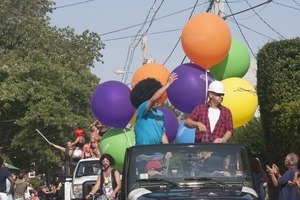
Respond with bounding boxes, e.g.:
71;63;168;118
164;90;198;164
72;184;83;198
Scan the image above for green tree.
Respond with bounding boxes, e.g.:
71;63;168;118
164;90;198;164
229;117;267;164
256;38;300;170
0;0;105;175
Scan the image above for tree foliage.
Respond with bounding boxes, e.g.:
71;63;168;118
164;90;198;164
230;117;266;157
256;38;300;169
0;0;105;176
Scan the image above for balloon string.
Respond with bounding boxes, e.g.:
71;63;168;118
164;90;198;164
205;70;208;102
124;129;133;146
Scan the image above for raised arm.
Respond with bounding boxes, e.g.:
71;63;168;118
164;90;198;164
148;72;178;109
50;142;66;152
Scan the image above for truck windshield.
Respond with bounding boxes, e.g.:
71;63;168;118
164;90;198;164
75;161;101;177
127;144;252;191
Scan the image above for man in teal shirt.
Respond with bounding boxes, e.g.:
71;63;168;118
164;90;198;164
130;73;177;145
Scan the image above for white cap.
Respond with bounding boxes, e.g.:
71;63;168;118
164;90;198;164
207;81;225;94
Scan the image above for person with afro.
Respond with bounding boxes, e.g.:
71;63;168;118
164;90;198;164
130;72;178;145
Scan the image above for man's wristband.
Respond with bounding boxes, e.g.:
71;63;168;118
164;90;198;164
89;192;95;198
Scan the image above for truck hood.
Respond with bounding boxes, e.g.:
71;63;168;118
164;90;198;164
72;175;98;185
128;186;257;200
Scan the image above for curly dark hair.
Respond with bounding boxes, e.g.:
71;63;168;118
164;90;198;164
130;78;162;108
100;153;116;166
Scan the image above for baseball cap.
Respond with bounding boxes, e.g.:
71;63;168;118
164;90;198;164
146;160;164;171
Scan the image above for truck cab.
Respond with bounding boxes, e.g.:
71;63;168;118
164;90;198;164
65;158;101;200
119;143;258;200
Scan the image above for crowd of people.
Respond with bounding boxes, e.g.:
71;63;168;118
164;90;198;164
247;153;300;200
50;120;108;161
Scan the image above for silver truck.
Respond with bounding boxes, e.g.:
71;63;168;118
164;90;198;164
64;158;101;200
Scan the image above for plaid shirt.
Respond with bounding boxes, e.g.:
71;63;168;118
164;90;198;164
187;103;233;143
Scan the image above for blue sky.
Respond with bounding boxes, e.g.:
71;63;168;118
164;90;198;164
50;0;300;84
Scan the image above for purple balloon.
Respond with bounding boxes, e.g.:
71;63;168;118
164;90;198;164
158;107;179;143
91;81;135;128
167;63;214;113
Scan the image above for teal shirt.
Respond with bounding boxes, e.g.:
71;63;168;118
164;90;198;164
134;101;165;145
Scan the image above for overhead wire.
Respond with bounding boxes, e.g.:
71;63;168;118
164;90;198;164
162;0;204;65
120;0;165;84
224;0;273;76
120;0;157;83
102;28;182;42
272;1;300;10
52;0;299;78
245;0;285;39
226;18;275;40
292;0;300;7
54;0;97;9
224;0;273;59
100;2;206;36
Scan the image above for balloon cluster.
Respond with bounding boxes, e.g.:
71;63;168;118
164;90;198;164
91;12;258;168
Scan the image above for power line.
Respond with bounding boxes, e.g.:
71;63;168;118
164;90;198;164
100;2;207;36
120;0;165;84
226;18;275;40
53;0;98;9
225;0;258;58
102;28;182;42
272;1;300;10
292;0;300;7
245;0;285;39
223;0;272;20
163;0;205;65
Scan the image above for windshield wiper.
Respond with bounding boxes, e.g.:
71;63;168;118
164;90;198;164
183;177;227;186
136;178;178;187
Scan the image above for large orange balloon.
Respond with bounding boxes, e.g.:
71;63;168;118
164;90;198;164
131;63;170;104
181;13;231;70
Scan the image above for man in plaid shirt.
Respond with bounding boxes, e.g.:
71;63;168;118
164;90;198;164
184;81;233;143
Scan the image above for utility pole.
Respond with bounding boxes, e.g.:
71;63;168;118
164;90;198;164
214;0;225;17
141;36;148;65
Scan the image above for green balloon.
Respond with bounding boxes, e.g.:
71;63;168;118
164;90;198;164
99;128;135;171
210;39;250;80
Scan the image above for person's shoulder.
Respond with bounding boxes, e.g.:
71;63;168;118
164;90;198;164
0;167;11;174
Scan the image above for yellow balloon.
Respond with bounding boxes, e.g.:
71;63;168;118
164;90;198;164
221;78;258;128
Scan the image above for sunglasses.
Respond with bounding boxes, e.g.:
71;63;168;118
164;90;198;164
102;159;109;164
213;92;224;97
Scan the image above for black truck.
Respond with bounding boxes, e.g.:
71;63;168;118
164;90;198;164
119;143;258;200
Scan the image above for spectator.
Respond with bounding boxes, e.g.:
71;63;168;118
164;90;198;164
50;141;82;161
86;154;121;200
145;160;166;178
29;189;39;200
184;81;233;143
0;157;15;200
89;124;101;158
37;184;54;200
250;158;266;200
130;72;178;145
292;171;300;188
14;172;30;200
266;152;300;200
81;144;95;159
291;171;300;197
68;127;85;158
6;173;16;200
